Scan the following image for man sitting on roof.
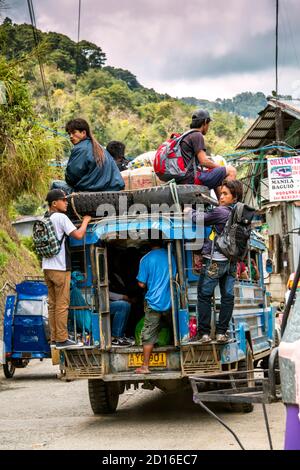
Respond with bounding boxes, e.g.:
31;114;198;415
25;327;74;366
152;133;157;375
179;109;237;198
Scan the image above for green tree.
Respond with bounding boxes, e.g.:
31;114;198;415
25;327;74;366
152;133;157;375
104;66;142;90
79;40;106;69
78;69;115;94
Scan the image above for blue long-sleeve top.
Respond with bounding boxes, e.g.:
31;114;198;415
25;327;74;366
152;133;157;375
65;138;125;192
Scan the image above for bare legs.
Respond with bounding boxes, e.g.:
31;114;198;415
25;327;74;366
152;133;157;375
135;344;153;374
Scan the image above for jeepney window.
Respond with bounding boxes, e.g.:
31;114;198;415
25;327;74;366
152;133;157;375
249;250;260;281
16;298;48;316
98;252;106;284
237;250;260;282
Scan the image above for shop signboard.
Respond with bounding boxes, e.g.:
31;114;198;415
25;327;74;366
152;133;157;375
267;156;300;202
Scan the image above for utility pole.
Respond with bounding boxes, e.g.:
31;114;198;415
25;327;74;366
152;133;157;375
274;0;289;284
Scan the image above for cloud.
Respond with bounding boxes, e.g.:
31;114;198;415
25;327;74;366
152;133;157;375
146;66;300;101
5;0;300;99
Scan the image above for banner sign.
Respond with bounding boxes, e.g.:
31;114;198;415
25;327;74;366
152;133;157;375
267;156;300;202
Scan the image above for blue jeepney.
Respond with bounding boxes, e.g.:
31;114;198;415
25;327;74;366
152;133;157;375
58;212;278;414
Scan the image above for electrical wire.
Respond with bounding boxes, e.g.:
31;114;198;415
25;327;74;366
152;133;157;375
26;0;53;119
275;0;279;96
74;0;82;104
225;143;298;161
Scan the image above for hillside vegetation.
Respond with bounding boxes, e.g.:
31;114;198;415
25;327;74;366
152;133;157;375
0;16;258;313
0;17;248;159
181;92;268;119
0;40;63;320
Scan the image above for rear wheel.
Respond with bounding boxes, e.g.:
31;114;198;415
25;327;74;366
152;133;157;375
261;328;281;385
230;342;254;413
88;379;120;414
3;362;16;379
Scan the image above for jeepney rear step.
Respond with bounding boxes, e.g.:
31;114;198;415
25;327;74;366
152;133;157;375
102;371;183;381
63;349;103;379
181;343;223;375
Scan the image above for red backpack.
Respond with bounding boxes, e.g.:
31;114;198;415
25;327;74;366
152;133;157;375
153;129;199;182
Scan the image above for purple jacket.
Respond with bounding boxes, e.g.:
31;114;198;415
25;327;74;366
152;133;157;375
192;205;233;257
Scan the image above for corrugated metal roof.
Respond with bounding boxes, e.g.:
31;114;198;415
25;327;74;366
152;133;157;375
236;98;300;150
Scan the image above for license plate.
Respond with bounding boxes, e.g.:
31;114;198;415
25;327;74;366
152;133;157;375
128;352;167;367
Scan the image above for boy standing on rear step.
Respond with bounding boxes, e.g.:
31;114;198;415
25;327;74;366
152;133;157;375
42;189;91;350
135;239;176;374
186;180;244;344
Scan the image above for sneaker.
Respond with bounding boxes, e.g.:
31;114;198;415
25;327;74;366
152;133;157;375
50;341;56;349
111;337;132;347
188;334;201;343
216;333;231;344
123;336;135;345
189;334;212;344
55;339;83;350
199;334;213;344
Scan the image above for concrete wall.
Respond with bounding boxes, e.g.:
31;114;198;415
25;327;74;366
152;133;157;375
12;220;35;237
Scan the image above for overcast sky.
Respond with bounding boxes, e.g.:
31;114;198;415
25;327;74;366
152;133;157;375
5;0;300;100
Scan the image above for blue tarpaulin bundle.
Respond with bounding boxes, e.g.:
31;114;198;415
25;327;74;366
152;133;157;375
69;272;92;333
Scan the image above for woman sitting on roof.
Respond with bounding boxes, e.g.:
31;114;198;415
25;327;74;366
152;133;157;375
53;118;125;194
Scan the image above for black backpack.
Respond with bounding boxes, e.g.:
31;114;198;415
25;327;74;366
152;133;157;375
215;203;256;261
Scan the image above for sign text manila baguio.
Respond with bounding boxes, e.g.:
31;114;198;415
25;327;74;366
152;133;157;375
267;156;300;202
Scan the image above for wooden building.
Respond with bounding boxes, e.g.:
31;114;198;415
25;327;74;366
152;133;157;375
235;98;300;303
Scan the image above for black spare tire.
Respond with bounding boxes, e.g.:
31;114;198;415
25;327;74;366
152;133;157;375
66;191;134;220
66;185;218;220
132;184;217;209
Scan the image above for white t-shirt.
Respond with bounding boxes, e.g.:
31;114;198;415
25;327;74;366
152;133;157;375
42;212;77;271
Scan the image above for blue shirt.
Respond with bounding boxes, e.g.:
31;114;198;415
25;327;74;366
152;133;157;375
137;248;176;312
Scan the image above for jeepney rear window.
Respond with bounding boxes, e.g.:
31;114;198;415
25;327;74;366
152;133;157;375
16;298;47;316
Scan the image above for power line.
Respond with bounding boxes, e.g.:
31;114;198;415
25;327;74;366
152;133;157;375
74;0;82;104
26;0;53;119
275;0;279;96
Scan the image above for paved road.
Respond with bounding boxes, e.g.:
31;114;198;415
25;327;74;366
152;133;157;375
0;360;285;450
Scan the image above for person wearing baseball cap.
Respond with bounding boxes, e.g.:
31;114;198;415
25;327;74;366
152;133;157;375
180;109;236;198
43;189;91;350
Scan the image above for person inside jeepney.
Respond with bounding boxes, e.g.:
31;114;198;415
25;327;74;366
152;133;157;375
186;179;244;344
107;254;136;347
237;261;249;280
109;291;134;347
179;109;237;199
52;119;125;193
250;251;260;281
135;237;176;374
